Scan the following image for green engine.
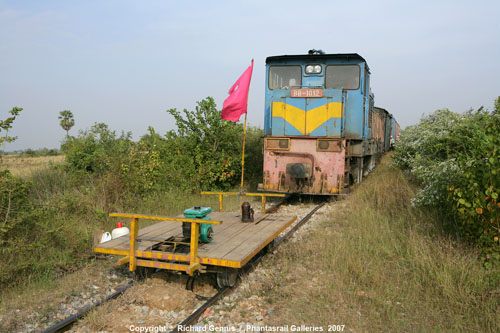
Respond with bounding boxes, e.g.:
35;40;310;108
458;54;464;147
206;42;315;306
182;206;213;243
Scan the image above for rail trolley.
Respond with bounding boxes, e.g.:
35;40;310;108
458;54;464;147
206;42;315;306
94;192;295;288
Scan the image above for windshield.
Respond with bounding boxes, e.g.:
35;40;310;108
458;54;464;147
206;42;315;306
325;65;360;90
269;66;302;90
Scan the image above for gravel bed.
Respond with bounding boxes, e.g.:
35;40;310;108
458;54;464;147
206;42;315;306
0;258;133;333
195;200;337;328
1;201;335;332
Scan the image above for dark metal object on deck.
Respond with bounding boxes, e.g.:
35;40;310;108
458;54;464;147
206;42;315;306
241;202;254;222
182;222;191;240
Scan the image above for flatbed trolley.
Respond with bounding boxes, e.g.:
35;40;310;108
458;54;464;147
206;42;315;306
94;193;295;288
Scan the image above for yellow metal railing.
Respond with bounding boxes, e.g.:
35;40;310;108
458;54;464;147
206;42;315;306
108;213;222;275
200;192;286;213
200;191;239;212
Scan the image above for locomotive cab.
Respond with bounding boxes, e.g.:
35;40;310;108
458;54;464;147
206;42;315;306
261;51;381;195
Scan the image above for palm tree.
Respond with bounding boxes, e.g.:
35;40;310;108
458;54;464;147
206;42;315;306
58;110;75;137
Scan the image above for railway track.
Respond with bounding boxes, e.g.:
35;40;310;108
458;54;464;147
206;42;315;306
171;201;325;332
42;199;326;333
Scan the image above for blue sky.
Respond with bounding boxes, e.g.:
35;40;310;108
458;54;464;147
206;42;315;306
1;0;499;150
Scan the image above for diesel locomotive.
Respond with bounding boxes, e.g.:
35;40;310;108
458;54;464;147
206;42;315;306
259;50;399;195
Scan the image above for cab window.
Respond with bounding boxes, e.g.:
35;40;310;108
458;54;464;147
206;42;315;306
269;66;301;90
325;65;360;90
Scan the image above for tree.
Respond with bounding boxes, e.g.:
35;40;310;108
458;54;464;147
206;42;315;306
59;110;75;137
165;97;243;190
0;107;23;147
494;96;500;114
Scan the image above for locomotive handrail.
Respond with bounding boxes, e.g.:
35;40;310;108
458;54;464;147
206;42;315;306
108;212;222;276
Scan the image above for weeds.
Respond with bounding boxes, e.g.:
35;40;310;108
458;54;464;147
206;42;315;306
259;156;499;332
0;97;262;291
394;105;499;264
0;162;244;291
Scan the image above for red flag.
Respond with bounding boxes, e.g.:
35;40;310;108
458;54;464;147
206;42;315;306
221;60;254;122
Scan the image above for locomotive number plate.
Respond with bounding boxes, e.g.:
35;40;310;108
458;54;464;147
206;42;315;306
290;88;324;98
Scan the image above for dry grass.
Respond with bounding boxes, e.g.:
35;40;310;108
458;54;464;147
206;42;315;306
256;155;499;332
0;154;65;177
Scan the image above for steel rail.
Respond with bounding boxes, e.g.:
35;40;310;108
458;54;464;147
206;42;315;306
170;201;325;332
42;281;134;333
41;197;324;333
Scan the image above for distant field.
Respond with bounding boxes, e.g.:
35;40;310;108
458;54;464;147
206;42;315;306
0;155;65;177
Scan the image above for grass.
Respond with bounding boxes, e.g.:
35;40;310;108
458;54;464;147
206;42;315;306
0;154;64;177
255;155;499;332
0;157;254;301
0;163;249;330
4;153;497;331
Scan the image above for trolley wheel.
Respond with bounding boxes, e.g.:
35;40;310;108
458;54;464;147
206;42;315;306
263;239;276;254
134;266;156;280
216;268;239;288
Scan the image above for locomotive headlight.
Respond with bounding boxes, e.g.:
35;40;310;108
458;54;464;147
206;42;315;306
305;64;322;74
317;139;341;152
266;138;290;150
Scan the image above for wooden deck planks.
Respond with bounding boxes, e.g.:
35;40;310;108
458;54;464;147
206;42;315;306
223;216;290;261
95;212;296;265
197;214;265;255
97;222;178;250
202;216;276;258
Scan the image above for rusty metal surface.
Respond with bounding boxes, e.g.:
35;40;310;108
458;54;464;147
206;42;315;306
371;108;386;150
263;137;345;194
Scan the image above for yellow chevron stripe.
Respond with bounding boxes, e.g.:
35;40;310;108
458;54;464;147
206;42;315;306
271;101;342;135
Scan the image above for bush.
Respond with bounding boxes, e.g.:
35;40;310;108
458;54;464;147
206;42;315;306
0;170;31;242
62;97;263;194
164;97;243;190
19;148;60;157
0;169;91;286
61;123;132;175
394;103;500;265
0;97;265;290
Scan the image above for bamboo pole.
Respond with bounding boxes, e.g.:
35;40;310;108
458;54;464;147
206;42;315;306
240;112;248;191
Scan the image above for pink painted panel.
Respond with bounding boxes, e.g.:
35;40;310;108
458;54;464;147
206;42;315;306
263;138;345;194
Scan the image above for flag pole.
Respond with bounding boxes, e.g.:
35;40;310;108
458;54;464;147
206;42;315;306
240;112;247;191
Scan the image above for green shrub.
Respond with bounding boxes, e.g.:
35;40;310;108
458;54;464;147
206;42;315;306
0;169;95;287
0;170;31;242
243;126;264;189
61;123;132;175
165;97;243;190
0;97;265;290
61;98;264;194
394;103;500;265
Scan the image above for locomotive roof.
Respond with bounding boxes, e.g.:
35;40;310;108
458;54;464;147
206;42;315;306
266;53;366;64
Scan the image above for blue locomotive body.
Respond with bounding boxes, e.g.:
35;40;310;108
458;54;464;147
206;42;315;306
260;51;398;195
264;53;371;141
